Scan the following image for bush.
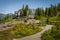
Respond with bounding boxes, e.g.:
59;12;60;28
41;25;60;40
11;23;42;38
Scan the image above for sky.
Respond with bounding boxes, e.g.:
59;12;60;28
0;0;60;14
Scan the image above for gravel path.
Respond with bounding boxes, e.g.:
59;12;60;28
13;25;53;40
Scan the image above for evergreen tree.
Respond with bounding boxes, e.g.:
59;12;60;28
23;5;29;16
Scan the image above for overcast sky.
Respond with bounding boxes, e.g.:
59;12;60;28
0;0;60;14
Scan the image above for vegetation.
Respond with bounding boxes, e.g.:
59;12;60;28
45;3;60;17
0;28;13;40
39;16;47;25
10;23;42;38
5;14;13;22
0;14;14;24
22;5;29;16
34;8;44;19
49;16;60;24
49;16;60;22
41;25;60;40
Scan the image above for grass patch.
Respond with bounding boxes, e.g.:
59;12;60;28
39;16;47;25
49;16;60;21
10;23;42;38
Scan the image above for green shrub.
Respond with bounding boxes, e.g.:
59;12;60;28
11;23;42;38
41;25;60;40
